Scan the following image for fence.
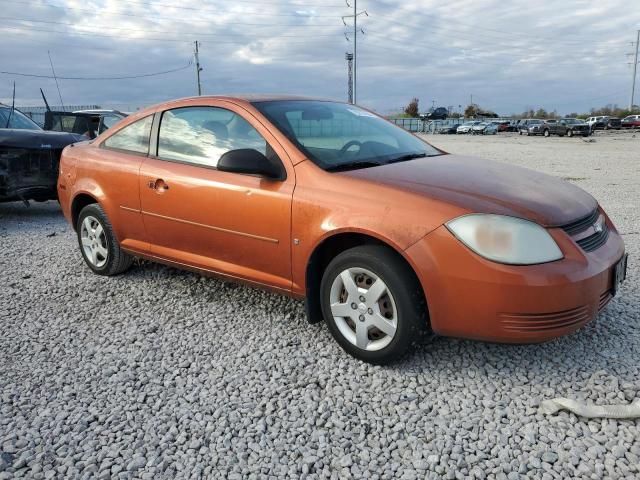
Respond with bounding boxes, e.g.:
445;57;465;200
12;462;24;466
389;117;513;133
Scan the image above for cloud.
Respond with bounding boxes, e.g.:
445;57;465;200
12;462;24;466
1;0;638;115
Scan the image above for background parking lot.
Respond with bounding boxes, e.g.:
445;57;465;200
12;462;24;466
1;133;638;479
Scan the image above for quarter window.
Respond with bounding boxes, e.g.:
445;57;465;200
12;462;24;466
102;115;152;154
157;106;267;168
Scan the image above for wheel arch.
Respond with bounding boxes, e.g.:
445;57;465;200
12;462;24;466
71;192;100;231
304;231;427;324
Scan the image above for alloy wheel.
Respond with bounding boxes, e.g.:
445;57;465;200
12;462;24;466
80;215;108;268
329;267;398;351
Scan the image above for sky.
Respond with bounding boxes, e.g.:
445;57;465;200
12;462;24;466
1;0;639;115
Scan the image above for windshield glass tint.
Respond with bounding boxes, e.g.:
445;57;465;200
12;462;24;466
252;101;441;170
0;108;42;130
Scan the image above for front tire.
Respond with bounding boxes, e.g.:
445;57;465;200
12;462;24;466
320;245;427;364
77;204;133;276
543;129;550;137
567;129;573;137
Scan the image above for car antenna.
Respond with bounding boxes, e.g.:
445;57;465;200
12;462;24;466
40;88;51;112
47;50;65;112
5;81;15;128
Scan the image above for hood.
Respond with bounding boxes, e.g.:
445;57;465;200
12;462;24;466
341;154;597;227
0;129;85;150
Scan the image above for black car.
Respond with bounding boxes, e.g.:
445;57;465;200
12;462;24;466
422;107;448;120
437;124;459;134
605;117;621;130
559;118;590;137
0;104;84;204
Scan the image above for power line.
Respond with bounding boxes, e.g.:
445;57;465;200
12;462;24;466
0;16;346;38
0;25;346;44
367;1;627;46
22;0;345;17
366;16;625;50
0;62;193;80
8;1;340;27
47;50;65;111
85;0;347;10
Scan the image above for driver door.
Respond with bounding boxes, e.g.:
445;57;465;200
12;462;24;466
139;103;295;292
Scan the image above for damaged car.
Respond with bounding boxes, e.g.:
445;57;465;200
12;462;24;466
1;103;84;204
44;109;127;139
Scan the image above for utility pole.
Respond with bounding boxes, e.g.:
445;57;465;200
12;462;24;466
629;30;639;111
194;41;203;96
342;1;368;104
345;53;354;104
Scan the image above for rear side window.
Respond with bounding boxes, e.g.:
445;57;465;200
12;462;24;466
157;106;267;168
102;115;152;154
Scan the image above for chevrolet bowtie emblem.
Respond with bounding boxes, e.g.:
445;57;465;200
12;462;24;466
593;222;603;233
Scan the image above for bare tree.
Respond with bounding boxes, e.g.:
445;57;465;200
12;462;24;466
404;98;420;118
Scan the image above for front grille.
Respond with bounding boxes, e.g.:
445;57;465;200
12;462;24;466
560;209;609;252
561;209;599;236
577;226;609;252
499;305;591;333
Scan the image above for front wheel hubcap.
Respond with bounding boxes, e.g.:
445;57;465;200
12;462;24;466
80;215;108;268
329;267;398;351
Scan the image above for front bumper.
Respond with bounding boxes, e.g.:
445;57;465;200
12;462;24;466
405;219;625;343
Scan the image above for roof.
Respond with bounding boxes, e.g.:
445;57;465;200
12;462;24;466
171;94;336;103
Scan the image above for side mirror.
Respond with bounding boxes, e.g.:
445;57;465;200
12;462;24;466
217;149;285;180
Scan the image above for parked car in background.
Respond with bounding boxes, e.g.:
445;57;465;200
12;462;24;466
57;95;626;364
494;121;511;132
456;121;480;134
437;124;459;134
586;116;608;131
517;119;542;135
0;103;84;204
471;122;498;135
45;109;127;139
560;118;590;137
422;107;448;120
506;122;519;132
520;119;566;137
605;117;621;130
621;115;640;128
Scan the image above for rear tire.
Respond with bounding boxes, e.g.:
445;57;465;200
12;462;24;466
320;245;427;364
543;129;550;137
567;129;573;137
77;204;133;276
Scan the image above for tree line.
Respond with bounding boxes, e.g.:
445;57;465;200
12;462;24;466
397;98;639;119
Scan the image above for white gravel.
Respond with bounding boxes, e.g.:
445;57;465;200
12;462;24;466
1;132;639;479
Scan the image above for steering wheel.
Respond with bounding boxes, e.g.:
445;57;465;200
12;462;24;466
340;140;362;155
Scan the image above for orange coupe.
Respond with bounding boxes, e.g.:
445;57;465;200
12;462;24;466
57;96;627;363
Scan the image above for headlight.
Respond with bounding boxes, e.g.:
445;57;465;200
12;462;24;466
445;214;563;265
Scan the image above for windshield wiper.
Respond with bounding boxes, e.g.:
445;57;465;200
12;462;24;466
385;152;430;164
326;160;384;172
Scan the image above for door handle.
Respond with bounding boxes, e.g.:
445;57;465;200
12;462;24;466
148;179;169;192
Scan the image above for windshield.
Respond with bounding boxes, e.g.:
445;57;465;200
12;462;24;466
252;100;442;171
0;107;42;130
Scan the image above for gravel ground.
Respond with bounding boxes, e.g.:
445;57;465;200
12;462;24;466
1;133;638;479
